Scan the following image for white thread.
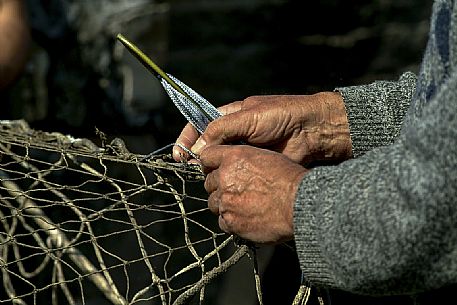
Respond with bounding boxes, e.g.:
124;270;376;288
142;143;199;161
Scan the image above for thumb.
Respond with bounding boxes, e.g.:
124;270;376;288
191;110;256;155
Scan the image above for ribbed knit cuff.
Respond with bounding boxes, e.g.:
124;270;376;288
293;169;338;288
335;72;416;157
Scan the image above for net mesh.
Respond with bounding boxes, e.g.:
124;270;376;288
0;119;256;305
0;119;318;305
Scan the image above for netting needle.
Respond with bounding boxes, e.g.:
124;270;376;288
116;34;213;122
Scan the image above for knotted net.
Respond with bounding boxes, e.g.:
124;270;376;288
0;120;316;305
0;119;259;305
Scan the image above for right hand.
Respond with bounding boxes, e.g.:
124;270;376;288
173;92;353;165
199;144;308;244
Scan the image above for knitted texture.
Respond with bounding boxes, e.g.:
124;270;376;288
336;72;417;158
294;0;457;299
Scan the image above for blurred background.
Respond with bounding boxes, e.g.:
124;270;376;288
0;0;433;304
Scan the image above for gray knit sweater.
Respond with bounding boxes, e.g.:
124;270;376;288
294;0;457;298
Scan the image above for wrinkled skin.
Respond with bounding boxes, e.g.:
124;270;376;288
173;92;352;165
202;145;307;244
173;93;352;244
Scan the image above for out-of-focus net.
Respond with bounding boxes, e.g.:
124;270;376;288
0;119;256;305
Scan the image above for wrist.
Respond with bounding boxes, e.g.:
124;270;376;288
282;164;308;243
314;91;353;161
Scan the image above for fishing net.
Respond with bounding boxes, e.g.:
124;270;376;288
0;119;315;305
0;119;260;305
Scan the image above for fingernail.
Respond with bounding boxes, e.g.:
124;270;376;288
172;146;183;161
191;138;206;155
172;148;180;161
188;158;201;165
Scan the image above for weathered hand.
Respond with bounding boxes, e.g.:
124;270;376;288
201;145;307;244
173;93;352;165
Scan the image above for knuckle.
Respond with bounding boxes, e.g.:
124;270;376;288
242;96;262;109
229;146;251;162
227;146;244;159
217;165;238;188
204;171;218;192
204;120;222;139
204;178;211;192
219;213;235;231
199;147;210;161
208;193;219;215
220;192;233;207
218;215;229;233
204;172;211;188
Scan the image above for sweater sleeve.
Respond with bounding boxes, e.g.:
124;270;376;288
336;72;417;157
294;70;457;296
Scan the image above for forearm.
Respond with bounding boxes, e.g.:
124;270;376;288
336;72;417;157
294;71;457;295
0;0;30;89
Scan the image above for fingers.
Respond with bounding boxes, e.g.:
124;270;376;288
172;101;243;162
192;96;286;155
192;110;257;155
173;123;199;161
199;145;233;174
201;147;227;217
205;165;222;216
209;194;231;235
218;215;230;233
218;100;243;116
207;179;231;236
204;170;219;193
208;191;220;215
173;96;272;161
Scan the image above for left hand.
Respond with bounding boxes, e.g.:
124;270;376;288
201;144;308;244
173;93;352;165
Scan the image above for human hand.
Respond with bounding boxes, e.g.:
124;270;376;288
201;144;307;244
172;93;352;165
